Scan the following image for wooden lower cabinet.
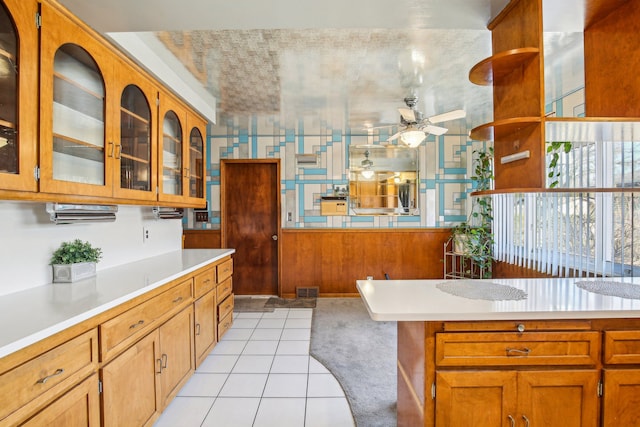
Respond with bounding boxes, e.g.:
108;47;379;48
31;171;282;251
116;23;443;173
100;330;161;427
436;369;599;427
194;289;217;368
157;306;194;408
21;373;100;427
602;369;640;426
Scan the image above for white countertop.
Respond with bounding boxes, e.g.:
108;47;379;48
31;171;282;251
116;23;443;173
357;277;640;321
0;249;234;359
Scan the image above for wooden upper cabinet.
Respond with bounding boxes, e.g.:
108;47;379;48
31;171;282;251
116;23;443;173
186;113;206;203
0;0;38;192
158;91;207;207
112;60;159;201
38;1;115;197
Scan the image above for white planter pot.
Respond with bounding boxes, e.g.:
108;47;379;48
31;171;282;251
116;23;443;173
52;262;97;283
453;235;470;254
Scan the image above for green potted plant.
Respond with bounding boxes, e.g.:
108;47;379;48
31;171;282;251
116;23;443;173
450;147;494;278
50;239;103;283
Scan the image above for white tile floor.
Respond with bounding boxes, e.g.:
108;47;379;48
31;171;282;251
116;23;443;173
154;307;355;427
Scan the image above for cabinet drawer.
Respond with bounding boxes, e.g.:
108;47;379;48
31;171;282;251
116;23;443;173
217;277;232;302
604;330;640;364
218;293;234;323
216;258;233;283
0;329;98;422
435;331;600;367
193;268;215;299
218;311;233;340
100;279;192;361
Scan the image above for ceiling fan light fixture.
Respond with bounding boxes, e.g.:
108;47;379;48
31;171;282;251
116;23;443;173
400;129;426;147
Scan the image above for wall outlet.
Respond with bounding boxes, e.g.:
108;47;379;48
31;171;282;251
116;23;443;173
142;226;150;243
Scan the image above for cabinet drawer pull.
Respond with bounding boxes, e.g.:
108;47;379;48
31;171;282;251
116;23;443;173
129;320;145;329
507;415;515;427
173;296;183;304
203;279;211;284
37;368;64;384
506;347;531;356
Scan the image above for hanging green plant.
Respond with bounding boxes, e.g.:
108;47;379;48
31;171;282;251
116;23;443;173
547;141;572;188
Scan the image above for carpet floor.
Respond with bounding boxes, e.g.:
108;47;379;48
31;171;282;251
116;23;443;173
310;298;397;427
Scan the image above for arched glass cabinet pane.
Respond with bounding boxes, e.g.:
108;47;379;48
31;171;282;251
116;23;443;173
0;2;18;174
189;126;203;198
120;84;151;191
52;43;105;184
162;110;182;195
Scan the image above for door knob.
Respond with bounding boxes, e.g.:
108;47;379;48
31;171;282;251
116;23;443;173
272;235;278;241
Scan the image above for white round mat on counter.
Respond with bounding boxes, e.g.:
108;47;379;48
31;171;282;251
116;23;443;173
436;280;528;301
575;280;640;300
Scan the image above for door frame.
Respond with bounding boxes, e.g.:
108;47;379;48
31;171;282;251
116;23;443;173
220;159;281;296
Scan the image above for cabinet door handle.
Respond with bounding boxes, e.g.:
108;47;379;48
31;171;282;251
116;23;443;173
108;141;114;158
507;415;515;427
522;415;530;427
195;323;201;335
156;358;163;374
506;347;531;356
37;368;64;384
161;353;168;369
173;296;183;304
129;319;145;329
115;143;122;160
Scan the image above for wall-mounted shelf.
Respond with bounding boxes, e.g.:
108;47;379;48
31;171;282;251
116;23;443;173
469;117;541;141
469;47;540;86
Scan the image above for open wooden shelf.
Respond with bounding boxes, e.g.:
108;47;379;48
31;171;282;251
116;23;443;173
469;47;540;86
470;117;541;141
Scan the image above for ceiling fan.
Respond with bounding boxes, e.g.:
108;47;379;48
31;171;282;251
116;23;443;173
383;96;466;147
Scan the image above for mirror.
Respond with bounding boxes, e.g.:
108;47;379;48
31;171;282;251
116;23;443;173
348;145;419;215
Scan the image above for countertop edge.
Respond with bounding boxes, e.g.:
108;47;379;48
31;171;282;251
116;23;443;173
0;249;234;359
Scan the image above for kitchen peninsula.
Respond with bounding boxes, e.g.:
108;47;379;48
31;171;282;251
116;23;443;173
0;249;234;426
357;278;640;427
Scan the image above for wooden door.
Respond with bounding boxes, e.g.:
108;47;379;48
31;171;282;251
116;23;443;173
158;306;194;408
22;374;100;427
602;369;640;427
518;370;599;427
101;330;160;427
221;160;280;295
435;370;517;426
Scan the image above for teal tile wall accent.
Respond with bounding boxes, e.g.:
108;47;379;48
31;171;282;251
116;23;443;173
184;113;482;230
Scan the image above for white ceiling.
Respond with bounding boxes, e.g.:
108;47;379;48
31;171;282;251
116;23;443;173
58;0;511;131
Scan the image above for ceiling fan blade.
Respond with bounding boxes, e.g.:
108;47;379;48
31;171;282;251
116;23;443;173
427;109;466;124
387;131;402;142
398;108;416;122
423;124;448;136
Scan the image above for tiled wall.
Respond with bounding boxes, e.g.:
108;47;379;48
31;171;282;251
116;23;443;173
184;114;488;229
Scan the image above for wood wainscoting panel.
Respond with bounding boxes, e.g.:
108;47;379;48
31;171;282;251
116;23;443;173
280;228;450;297
183;230;221;249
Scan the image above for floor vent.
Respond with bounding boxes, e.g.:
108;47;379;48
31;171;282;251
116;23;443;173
296;287;319;298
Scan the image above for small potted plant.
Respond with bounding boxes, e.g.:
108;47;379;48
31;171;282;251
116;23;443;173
50;239;103;283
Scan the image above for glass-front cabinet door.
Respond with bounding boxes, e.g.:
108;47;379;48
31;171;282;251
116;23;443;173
158;92;186;202
113;62;158;201
39;2;114;197
0;0;38;192
186;114;206;202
